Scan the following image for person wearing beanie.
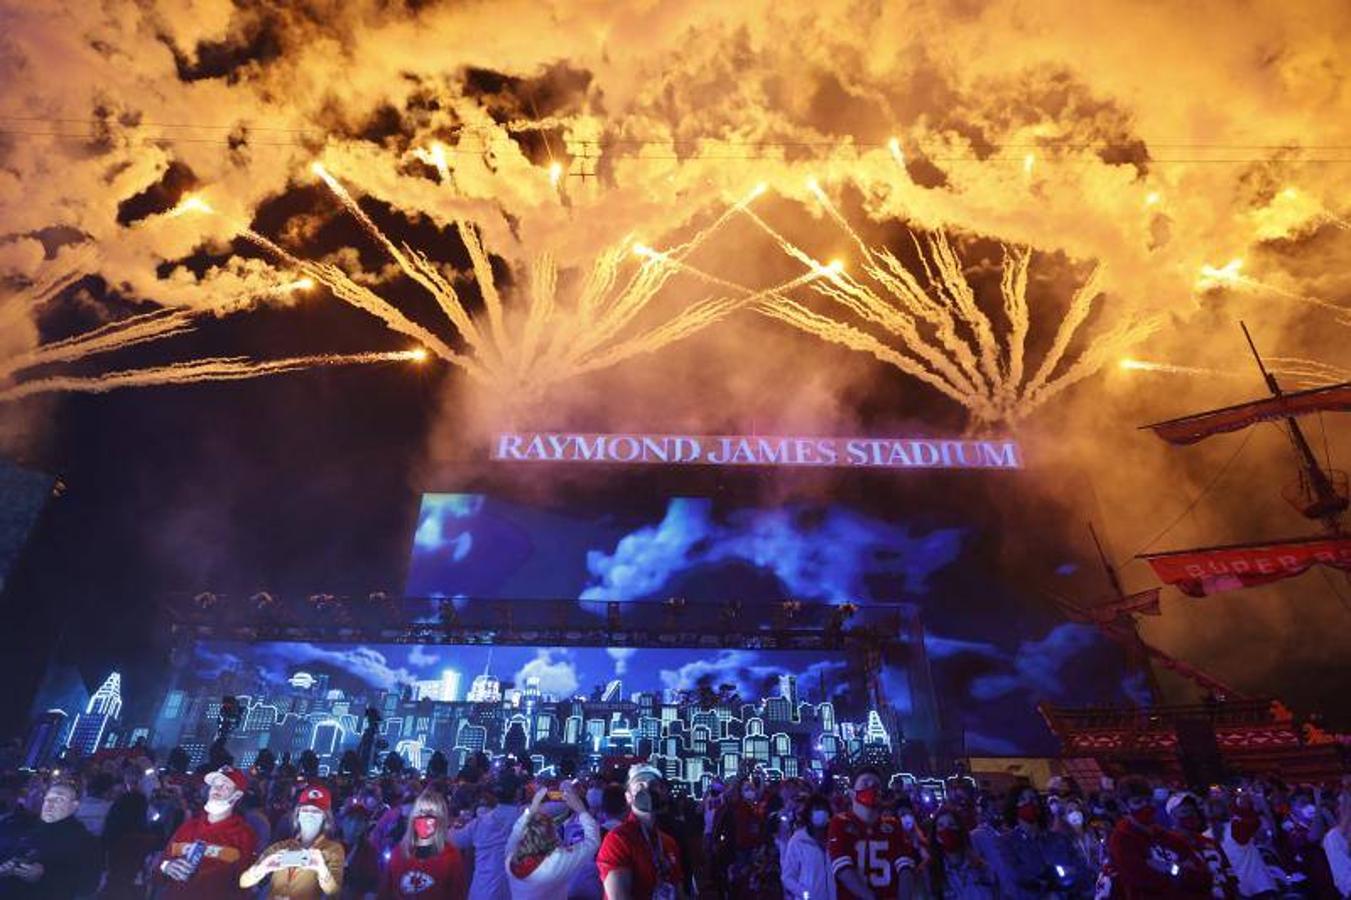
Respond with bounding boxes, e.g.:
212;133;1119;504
155;765;258;899
240;783;345;898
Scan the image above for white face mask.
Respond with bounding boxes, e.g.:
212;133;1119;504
298;809;325;841
810;809;831;828
1066;810;1084;829
901;814;916;830
204;797;235;817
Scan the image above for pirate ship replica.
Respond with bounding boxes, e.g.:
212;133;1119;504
1038;325;1348;780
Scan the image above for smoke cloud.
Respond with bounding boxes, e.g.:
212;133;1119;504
3;0;1350;712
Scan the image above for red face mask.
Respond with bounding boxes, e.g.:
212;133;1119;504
412;815;438;840
1016;803;1040;823
936;828;964;852
855;788;881;809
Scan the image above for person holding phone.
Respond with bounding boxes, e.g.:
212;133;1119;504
505;782;600;899
239;783;345;897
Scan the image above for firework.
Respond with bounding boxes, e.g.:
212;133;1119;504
0;351;423;402
742;188;1156;428
247;156;766;403
1196;258;1349;323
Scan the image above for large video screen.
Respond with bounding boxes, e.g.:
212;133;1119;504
404;493;1149;757
26;490;1146;777
145;641;867;789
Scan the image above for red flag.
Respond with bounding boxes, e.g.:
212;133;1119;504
1143;381;1351;446
1142;536;1351;597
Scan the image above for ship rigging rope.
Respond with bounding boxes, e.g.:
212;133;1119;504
1119;426;1257;567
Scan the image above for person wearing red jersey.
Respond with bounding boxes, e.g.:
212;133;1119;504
1103;778;1211;900
1167;793;1237;900
596;764;687;900
155;765;258;899
379;788;468;900
828;767;916;900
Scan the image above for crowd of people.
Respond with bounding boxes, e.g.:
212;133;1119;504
0;745;1348;900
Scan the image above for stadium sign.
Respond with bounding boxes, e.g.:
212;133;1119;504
492;432;1021;470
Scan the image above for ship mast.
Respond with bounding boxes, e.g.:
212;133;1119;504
1088;522;1165;703
1240;322;1346;533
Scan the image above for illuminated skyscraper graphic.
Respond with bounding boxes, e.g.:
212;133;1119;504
68;672;122;756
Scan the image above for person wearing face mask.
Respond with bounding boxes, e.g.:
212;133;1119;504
240;784;345;897
827;767;916;900
1056;798;1104;893
1102;777;1210;900
1219;791;1277;898
156;765;258;899
380;787;469;900
895;799;928;874
997;785;1083;899
596;764;687;900
927;805;995;900
1166;793;1237;900
781;794;836;900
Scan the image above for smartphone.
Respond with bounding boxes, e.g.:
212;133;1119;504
276;849;310;868
546;790;565;802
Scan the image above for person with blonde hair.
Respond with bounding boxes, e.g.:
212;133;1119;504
505;781;600;899
239;783;344;897
379;787;469;900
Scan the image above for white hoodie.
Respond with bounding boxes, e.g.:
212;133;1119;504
504;810;601;900
780;826;836;900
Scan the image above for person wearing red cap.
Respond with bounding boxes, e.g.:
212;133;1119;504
155;765;258;899
240;783;345;898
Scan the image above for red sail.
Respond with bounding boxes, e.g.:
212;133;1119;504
1142;536;1351;597
1143;381;1351;446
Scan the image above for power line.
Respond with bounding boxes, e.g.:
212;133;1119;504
6;117;1351;163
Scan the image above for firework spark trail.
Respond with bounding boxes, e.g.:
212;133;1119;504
0;350;423;403
1119;358;1235;377
314;152;757;399
739;204;993;399
1022;264;1105;401
925;232;1004;392
749;198;1146;426
1198;258;1350;323
0;252;90;331
797;179;992;396
740;204;999;402
868;246;989;393
310;164;496;366
759;298;979;409
0;308;197;379
1000;244;1032;390
1120;356;1344;388
1024;315;1161;411
234;227;481;380
1322;211;1351;231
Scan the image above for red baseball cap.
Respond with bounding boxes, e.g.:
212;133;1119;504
204;766;248;793
297;784;332;812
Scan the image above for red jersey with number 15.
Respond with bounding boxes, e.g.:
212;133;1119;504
828;810;915;900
